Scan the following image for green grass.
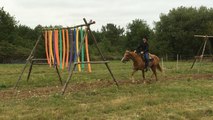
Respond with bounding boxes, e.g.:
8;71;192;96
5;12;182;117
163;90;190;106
0;61;213;119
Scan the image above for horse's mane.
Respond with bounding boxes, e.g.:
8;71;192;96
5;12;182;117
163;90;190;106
128;51;160;63
127;51;144;63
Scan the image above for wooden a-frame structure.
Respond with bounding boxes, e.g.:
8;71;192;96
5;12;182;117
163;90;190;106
14;18;119;95
191;35;213;69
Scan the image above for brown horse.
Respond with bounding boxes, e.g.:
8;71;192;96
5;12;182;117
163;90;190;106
121;50;162;83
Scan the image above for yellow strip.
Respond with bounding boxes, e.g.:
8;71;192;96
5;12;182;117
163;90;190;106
76;28;81;72
48;30;54;67
66;29;69;68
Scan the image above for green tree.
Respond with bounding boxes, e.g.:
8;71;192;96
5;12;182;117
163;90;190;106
126;19;151;50
154;6;213;58
101;23;124;46
34;25;45;58
101;23;125;54
89;23;125;59
0;7;17;43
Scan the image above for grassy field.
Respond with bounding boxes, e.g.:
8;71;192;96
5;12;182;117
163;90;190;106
0;60;213;119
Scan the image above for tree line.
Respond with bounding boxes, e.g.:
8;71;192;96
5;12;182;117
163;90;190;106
0;6;213;63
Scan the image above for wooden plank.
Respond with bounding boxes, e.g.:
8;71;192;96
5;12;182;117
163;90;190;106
42;21;95;31
74;61;110;65
194;35;213;38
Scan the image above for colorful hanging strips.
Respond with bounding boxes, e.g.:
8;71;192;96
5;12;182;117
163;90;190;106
43;27;92;72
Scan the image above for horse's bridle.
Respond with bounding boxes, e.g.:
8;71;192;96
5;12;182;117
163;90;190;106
121;52;131;63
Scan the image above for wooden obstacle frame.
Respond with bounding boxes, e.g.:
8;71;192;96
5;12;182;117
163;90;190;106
191;35;213;69
14;18;119;95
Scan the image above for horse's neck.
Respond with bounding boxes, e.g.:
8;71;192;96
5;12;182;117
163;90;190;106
130;52;143;64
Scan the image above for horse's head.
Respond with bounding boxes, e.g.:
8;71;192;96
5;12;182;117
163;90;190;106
121;50;132;63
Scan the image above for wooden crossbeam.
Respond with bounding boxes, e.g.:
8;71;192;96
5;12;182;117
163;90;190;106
74;61;110;65
42;21;95;31
194;35;213;38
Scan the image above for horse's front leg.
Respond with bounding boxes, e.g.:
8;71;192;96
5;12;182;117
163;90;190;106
142;70;146;84
131;70;137;83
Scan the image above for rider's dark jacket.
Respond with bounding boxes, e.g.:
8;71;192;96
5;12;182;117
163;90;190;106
136;42;149;54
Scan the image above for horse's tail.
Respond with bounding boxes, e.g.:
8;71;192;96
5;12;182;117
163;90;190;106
157;64;162;72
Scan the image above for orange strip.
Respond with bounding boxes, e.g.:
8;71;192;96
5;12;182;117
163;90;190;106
62;29;66;69
44;31;50;65
85;29;91;72
54;30;60;66
65;29;69;68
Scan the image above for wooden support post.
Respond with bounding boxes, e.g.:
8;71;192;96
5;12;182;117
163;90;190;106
27;60;34;82
83;18;119;87
15;61;29;89
199;38;208;63
191;41;204;69
55;65;63;85
61;64;77;95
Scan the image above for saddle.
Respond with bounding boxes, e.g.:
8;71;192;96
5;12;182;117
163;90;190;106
140;53;153;61
148;53;153;60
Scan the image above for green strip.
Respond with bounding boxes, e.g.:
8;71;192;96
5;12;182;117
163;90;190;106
80;27;85;70
59;29;63;69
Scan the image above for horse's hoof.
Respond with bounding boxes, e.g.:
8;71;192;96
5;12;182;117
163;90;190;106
131;77;135;83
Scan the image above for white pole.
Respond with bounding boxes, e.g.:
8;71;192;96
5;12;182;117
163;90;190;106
161;57;164;69
176;54;179;71
161;57;165;76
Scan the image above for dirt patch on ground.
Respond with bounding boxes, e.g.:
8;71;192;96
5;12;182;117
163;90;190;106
0;73;212;100
163;73;213;81
0;81;115;100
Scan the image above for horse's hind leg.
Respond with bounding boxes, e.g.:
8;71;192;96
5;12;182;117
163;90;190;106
151;66;158;81
131;70;137;83
142;70;146;84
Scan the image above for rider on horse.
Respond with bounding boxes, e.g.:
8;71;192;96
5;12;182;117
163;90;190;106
135;37;149;71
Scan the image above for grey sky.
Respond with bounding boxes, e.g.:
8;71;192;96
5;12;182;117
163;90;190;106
0;0;212;30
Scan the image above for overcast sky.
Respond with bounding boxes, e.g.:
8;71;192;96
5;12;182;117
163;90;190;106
0;0;212;30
